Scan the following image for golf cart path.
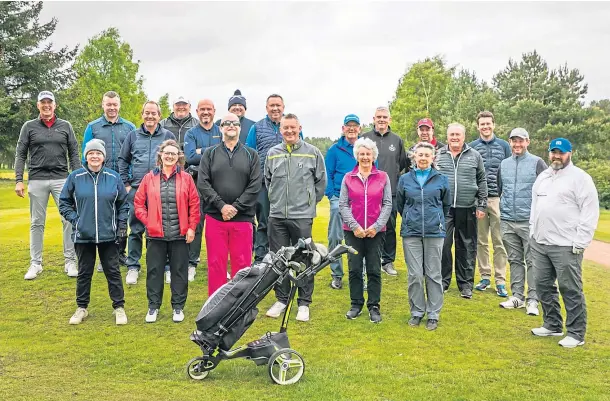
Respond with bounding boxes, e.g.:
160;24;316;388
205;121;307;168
585;240;610;268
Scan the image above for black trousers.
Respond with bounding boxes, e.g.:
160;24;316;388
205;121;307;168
344;230;382;310
254;187;271;262
441;207;478;291
146;239;189;310
381;195;398;265
74;242;124;309
268;217;314;307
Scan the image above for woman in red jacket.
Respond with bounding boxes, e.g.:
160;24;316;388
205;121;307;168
134;139;200;323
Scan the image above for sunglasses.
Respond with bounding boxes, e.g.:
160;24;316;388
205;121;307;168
221;120;241;127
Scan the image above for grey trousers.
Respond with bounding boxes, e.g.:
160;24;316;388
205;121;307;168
403;237;444;320
27;179;76;265
530;240;587;342
500;220;537;302
327;196;344;278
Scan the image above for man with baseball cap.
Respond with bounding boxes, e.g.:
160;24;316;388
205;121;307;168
215;90;255;144
160;97;199;148
529;137;599;348
497;128;547;315
409;118;444;154
15;90;81;280
325;114;361;289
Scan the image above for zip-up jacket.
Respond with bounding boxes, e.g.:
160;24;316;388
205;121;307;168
15;116;80;183
134;166;200;239
468;135;511;197
435;144;488;210
498;152;547;222
81;115;136;172
530;163;599;249
396;168;451;238
160;113;199;148
246;115;304;174
183;124;222;167
362;129;409;195
215;116;255;144
197;142;262;223
325;136;358;198
339;165;392;233
117;124;175;188
58;165;129;244
264;139;326;219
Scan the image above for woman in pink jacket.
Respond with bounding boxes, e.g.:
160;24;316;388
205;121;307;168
339;137;392;324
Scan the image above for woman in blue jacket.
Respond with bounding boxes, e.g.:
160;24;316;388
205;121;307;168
396;142;451;331
59;139;130;326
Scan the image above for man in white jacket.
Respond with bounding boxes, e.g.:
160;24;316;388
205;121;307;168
529;138;599;348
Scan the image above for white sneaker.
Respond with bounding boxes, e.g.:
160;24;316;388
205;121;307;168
165;270;171;284
526;300;540;316
69;307;88;325
114;307;128;325
126;269;139;285
499;296;525;309
296;305;310;322
188;266;196;282
172;309;185;323
558;335;585;348
97;263;104;272
24;263;43;280
66;261;78;277
145;308;159;323
266;301;287;318
531;326;563;337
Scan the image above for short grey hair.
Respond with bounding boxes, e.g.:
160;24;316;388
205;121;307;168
446;123;466;135
413;142;436;154
375;106;390;116
353;137;379;161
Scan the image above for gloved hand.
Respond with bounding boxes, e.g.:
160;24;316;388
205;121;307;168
116;228;127;245
572;245;584;255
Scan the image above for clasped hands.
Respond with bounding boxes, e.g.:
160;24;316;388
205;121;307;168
221;204;238;221
354;226;377;238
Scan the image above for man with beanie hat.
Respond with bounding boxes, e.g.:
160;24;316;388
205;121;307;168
215;89;255;143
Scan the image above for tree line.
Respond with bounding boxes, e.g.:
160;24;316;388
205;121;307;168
2;2;609;207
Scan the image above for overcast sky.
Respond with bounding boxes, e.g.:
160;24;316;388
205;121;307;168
41;1;610;139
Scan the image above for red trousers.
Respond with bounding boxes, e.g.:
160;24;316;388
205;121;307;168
205;215;253;296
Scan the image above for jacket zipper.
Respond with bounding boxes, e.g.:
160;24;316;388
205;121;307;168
285;154;290;218
363;177;368;229
451;151;464;207
513;156;518;221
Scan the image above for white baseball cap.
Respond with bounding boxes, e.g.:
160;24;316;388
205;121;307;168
173;96;190;105
38;91;55;102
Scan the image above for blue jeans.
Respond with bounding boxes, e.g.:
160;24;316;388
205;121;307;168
126;189;145;271
328;196;344;278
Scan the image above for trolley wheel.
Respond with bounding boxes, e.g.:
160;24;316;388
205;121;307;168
186;356;210;380
267;348;305;385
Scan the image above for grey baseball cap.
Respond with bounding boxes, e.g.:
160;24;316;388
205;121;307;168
509;128;529;139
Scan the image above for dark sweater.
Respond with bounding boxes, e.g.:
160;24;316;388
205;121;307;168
362;129;410;195
15;116;80;182
197;142;262;222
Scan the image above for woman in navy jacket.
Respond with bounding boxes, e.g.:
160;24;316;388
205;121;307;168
396;142;451;331
59;139;129;326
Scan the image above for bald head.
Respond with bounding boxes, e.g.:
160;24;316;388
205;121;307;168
196;99;215;127
220;113;241;141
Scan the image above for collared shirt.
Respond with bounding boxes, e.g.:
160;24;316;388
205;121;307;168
530;162;599;248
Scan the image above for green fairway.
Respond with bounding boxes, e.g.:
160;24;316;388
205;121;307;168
1;179;609;401
594;210;610;243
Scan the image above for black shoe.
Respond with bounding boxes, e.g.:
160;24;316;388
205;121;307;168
330;277;343;290
369;307;382;324
408;316;422;327
345;307;362;320
461;288;473;299
426;319;439;331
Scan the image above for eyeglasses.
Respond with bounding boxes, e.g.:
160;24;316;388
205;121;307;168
162;151;178;157
221;120;241;127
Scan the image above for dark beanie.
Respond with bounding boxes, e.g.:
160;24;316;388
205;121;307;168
228;89;247;110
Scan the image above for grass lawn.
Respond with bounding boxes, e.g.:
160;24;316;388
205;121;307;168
1;180;609;401
594;210;610;243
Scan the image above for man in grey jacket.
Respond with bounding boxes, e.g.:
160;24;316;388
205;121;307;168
264;113;326;323
497;128;547;315
435;123;488;299
159;97;199;148
16;91;80;280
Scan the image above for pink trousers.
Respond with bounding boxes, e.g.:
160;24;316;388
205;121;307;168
205;215;253;296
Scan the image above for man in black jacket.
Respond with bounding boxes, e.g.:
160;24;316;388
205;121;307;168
197;113;261;296
363;106;409;276
160;97;199;148
15;91;80;280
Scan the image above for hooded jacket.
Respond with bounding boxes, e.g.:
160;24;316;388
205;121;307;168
264;139;326;219
59;164;129;243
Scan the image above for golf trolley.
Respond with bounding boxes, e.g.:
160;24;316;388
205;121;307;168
186;238;356;385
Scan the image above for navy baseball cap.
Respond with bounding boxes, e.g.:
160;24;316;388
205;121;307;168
343;114;360;125
548;138;572;153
